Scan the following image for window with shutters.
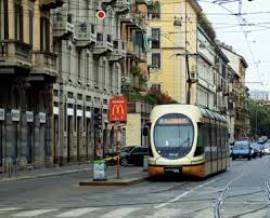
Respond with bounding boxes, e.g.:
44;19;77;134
0;0;9;39
14;0;23;41
152;53;161;68
151;28;160;49
40;16;50;51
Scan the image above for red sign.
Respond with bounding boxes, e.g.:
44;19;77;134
96;10;106;20
108;96;127;123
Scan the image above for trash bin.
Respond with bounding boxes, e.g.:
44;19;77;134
93;160;107;181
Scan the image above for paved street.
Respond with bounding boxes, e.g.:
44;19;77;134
1;156;270;218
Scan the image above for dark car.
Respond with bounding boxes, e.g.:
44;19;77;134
120;146;148;166
231;141;252;160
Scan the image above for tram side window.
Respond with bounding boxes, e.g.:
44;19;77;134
195;123;205;156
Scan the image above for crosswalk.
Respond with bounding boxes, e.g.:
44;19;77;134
0;206;144;218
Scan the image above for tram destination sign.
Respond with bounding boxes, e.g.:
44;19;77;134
108;96;127;123
158;118;190;125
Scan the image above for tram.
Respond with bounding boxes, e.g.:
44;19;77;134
145;104;230;178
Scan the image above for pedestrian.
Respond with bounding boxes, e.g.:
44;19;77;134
95;139;103;160
116;141;121;153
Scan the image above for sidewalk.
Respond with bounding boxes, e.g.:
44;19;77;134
0;163;148;184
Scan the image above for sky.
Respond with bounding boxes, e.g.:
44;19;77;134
198;0;270;92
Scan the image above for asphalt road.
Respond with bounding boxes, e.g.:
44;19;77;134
1;156;270;218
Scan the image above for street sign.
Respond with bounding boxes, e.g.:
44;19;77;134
108;96;127;123
96;10;106;20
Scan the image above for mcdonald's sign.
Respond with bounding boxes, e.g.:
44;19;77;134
108;96;127;123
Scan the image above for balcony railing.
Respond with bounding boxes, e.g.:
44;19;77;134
93;33;113;55
109;39;127;62
32;51;57;78
40;0;64;9
53;12;74;38
75;23;96;48
0;40;32;71
102;0;117;5
115;0;129;14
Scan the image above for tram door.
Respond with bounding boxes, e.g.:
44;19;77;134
77;117;81;161
208;123;213;174
67;116;72;162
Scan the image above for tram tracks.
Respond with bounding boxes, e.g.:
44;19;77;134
215;177;270;218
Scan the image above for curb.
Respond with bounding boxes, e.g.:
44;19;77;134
0;167;91;183
79;175;149;186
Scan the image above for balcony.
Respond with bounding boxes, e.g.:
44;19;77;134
0;40;32;74
115;0;129;15
53;12;74;39
40;0;64;9
74;23;96;48
121;14;145;30
102;0;117;5
31;51;57;81
109;39;127;62
93;33;113;56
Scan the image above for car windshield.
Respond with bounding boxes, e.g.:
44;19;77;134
154;113;194;149
234;141;249;149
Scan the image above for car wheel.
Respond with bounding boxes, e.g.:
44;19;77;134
232;156;235;160
121;158;128;166
248;156;251;161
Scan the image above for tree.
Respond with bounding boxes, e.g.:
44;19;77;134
247;99;270;137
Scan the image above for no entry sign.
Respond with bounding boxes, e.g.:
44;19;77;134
108;96;127;123
96;10;106;20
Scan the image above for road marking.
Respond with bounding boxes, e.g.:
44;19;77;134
100;207;140;218
55;208;98;217
12;209;57;217
0;208;21;213
155;177;220;209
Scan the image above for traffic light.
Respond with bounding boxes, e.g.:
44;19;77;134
94;109;102;129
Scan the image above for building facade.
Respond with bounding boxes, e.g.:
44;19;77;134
52;0;131;164
221;44;249;140
147;0;230;112
0;0;63;170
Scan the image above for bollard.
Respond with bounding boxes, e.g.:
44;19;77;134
143;155;148;171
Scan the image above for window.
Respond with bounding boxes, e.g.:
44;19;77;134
14;0;23;41
115;66;119;92
151;28;160;49
152;53;161;68
149;1;160;20
102;60;106;89
93;58;99;88
86;52;90;82
40;16;50;51
29;1;33;45
0;0;9;40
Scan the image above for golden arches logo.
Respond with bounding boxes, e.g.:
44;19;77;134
111;104;125;117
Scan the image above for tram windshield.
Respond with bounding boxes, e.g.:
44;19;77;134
154;114;194;152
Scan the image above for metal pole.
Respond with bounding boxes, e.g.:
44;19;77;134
116;122;120;179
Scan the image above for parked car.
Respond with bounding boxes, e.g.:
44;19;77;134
251;143;263;158
231;141;252;160
120;146;149;166
264;144;270;155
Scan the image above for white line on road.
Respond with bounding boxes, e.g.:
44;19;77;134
100;207;140;218
155;177;220;209
55;208;98;217
0;208;21;213
12;209;57;217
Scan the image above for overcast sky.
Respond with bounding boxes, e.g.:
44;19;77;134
198;0;270;91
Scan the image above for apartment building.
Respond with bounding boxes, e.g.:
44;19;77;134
0;0;63;169
221;44;249;140
52;0;130;164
